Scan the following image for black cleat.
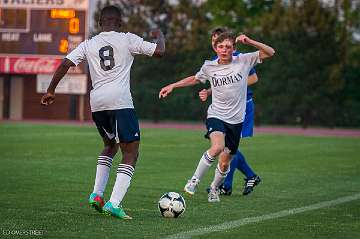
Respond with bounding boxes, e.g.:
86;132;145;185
219;185;232;196
243;175;261;195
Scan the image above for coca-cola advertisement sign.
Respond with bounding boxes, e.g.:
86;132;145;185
12;57;62;74
0;56;83;74
0;57;6;73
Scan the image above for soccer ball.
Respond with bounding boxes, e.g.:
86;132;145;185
158;192;186;218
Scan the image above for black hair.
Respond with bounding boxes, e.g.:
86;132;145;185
99;5;122;26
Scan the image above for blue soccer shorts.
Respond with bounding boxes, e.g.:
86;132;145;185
92;108;140;143
205;117;243;155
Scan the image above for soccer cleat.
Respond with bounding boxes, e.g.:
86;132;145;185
243;175;262;195
88;193;105;213
208;187;220;202
206;184;232;196
219;184;232;196
184;178;200;196
103;202;132;220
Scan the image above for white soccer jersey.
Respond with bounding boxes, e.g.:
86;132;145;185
66;31;157;112
195;51;261;124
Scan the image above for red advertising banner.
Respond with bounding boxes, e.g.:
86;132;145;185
0;56;83;74
12;57;62;74
0;57;7;73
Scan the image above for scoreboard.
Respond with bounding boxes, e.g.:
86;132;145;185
0;8;86;55
0;0;88;74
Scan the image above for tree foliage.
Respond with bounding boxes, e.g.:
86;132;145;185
253;0;360;127
91;0;360;127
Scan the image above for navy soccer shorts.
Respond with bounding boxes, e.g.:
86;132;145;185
241;98;255;138
205;117;243;155
92;108;140;143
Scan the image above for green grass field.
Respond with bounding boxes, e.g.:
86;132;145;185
0;122;359;239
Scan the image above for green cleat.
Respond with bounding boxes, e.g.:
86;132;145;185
103;202;132;220
88;193;105;213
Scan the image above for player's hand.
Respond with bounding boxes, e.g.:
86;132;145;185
236;34;251;45
199;89;209;102
40;92;55;106
159;85;174;99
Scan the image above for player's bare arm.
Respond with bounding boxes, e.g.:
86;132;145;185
159;75;199;99
40;58;75;106
151;29;165;57
236;34;275;60
247;74;258;86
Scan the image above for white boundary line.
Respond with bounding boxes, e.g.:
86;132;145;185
164;193;360;239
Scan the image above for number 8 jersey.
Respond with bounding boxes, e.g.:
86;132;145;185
66;31;157;112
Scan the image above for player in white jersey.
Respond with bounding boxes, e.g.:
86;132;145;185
159;32;274;202
41;6;165;219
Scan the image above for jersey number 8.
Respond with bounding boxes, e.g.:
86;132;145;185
99;46;115;71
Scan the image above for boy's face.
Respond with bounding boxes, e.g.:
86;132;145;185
214;39;234;62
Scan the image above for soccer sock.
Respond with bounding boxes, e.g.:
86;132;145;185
223;155;237;190
236;150;256;178
93;155;113;196
109;164;135;207
192;151;215;181
210;163;230;190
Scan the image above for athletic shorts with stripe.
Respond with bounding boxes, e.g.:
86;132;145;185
92;108;140;143
205;117;243;155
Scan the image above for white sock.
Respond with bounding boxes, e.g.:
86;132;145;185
210;163;229;189
109;164;135;207
93;155;113;196
192;151;215;181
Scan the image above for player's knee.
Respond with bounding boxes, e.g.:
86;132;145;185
218;150;232;171
209;147;222;157
122;151;139;166
209;144;224;157
103;141;118;156
105;142;116;150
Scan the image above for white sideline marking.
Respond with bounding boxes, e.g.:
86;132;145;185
164;193;360;239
